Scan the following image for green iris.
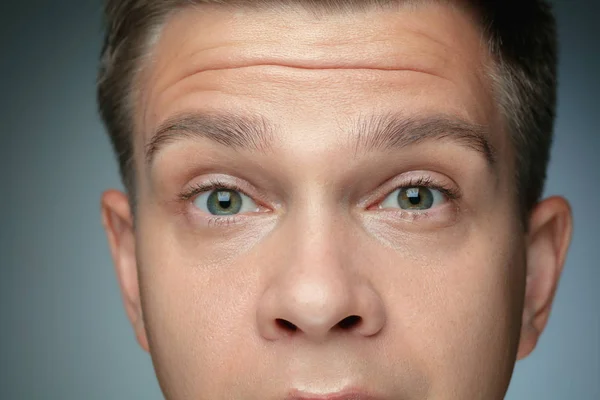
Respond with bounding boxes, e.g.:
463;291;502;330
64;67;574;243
397;186;434;210
206;190;243;215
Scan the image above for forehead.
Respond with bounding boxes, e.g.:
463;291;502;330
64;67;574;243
136;2;500;153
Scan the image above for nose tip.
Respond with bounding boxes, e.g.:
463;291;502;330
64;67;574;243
257;280;386;342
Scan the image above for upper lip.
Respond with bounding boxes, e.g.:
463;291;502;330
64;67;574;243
286;389;381;400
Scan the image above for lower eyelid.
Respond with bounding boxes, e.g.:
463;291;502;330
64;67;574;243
369;202;459;225
205;215;241;227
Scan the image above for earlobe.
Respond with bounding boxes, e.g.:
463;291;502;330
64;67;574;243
101;190;150;353
517;196;573;360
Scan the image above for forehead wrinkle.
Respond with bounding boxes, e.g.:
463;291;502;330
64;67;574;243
146;1;480;93
351;112;497;166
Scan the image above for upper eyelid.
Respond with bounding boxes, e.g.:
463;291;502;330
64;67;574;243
195;185;252;200
388;183;455;198
180;172;459;207
183;179;273;213
181;179;251;200
362;174;459;206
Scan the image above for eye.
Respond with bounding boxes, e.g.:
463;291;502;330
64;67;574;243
379;186;446;211
193;189;260;216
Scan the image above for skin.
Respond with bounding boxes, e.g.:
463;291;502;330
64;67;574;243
101;3;573;399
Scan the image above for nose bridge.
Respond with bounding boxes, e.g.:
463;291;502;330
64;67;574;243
286;186;347;274
288;210;353;320
256;199;386;341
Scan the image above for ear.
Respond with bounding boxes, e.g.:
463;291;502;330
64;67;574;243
101;190;149;353
517;196;572;360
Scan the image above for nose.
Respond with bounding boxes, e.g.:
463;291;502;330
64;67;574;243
256;215;386;342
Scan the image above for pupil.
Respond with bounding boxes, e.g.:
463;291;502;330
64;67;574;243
407;187;422;205
217;191;232;210
408;193;421;205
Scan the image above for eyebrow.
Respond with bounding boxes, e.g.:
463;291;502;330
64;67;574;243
146;111;275;165
146;111;496;167
352;112;496;165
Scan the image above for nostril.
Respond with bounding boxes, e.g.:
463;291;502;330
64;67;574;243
337;315;362;330
276;318;298;332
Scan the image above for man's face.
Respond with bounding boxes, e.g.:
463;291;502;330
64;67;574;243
101;3;571;399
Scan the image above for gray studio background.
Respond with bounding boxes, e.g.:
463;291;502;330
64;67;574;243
0;0;598;398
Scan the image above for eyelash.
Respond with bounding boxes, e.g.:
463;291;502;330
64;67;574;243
367;176;461;221
177;175;461;220
178;178;248;202
387;176;461;201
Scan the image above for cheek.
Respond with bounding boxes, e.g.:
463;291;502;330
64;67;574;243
134;211;270;397
377;223;526;396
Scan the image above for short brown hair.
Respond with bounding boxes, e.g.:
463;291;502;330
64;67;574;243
97;0;557;223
